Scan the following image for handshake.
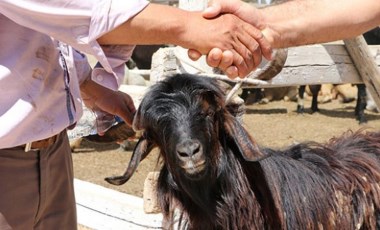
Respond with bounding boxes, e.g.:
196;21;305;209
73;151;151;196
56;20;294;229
182;0;379;79
184;0;273;79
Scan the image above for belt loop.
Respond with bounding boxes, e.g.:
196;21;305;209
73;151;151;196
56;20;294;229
24;142;32;152
22;134;58;152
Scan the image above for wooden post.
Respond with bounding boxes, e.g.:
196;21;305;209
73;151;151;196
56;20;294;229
344;36;380;109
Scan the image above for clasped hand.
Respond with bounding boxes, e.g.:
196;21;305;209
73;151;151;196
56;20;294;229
187;0;271;79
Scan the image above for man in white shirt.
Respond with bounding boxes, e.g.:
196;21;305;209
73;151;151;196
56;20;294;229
0;1;269;229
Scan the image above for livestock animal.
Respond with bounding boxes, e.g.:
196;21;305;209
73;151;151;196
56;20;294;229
242;86;298;105
126;44;168;69
297;27;380;123
70;45;165;151
106;74;380;230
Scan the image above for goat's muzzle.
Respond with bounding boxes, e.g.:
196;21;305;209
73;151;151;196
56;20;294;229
176;139;206;177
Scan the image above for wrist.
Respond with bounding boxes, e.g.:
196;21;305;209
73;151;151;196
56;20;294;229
261;27;277;48
258;7;282;49
170;10;197;49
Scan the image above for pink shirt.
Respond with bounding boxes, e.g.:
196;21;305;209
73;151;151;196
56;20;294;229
0;0;149;148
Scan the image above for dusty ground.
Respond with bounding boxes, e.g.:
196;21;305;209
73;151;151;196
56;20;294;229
72;98;380;198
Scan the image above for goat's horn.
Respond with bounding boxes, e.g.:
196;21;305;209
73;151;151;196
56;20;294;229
105;135;154;185
249;48;288;81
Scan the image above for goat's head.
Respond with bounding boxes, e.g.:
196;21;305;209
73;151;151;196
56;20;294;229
105;74;270;185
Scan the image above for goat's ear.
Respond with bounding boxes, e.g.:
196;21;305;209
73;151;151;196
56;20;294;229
223;116;270;162
132;103;145;132
105;134;155;185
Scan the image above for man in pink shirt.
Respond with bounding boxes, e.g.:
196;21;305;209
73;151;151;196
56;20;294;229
0;1;270;229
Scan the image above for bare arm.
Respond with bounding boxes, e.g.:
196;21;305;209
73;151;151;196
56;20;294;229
98;4;191;46
202;0;380;74
205;0;380;48
259;0;380;48
98;3;272;77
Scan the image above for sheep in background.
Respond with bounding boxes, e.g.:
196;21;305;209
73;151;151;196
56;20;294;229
106;74;380;230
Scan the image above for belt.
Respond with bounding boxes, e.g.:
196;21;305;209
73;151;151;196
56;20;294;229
22;134;59;152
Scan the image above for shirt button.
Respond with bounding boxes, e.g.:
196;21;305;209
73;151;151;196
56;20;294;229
96;75;103;82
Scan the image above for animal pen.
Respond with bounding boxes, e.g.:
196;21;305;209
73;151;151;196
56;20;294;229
75;0;380;229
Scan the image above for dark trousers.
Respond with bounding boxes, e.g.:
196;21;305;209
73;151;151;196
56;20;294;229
0;131;77;230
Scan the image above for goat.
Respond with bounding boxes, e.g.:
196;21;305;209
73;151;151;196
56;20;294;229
126;44;168;70
106;73;380;230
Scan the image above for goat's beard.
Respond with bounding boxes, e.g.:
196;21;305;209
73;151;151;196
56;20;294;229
178;150;221;183
177;159;209;181
181;158;206;177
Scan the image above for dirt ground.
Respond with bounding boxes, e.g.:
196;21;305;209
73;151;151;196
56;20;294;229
72;98;380;198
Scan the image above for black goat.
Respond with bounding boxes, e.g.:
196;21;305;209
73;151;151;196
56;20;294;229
126;44;167;69
106;74;380;230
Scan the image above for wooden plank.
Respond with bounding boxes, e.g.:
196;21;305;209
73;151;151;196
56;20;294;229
344;36;380;111
151;45;380;87
265;44;362;87
74;179;163;230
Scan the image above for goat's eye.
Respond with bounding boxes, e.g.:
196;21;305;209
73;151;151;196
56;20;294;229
206;110;215;118
199;108;215;119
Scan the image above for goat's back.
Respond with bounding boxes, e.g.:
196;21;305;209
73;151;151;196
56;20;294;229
256;130;380;229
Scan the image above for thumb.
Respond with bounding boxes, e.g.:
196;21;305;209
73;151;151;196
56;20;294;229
202;2;222;19
188;49;203;61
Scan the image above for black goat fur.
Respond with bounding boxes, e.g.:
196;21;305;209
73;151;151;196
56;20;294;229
106;74;380;230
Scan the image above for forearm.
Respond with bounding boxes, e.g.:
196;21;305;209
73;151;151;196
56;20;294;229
260;0;380;48
98;2;273;77
98;4;190;47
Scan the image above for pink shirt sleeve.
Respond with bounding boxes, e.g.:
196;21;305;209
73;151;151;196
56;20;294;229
0;0;149;89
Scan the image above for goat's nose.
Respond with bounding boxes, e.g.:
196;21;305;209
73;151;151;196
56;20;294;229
176;140;201;158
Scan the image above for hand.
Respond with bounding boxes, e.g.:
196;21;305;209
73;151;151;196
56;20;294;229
93;90;136;127
184;11;271;78
203;0;266;29
188;0;273;78
188;48;248;78
80;78;136;127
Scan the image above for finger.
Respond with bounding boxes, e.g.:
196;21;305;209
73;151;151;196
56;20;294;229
225;66;239;79
188;49;202;61
230;49;249;78
114;92;136;126
206;48;223;67
118;112;134;127
127;103;136;117
225;22;256;76
237;25;266;70
203;0;242;19
230;39;251;77
217;50;234;71
254;30;273;61
124;103;136;126
238;31;262;70
203;1;221;19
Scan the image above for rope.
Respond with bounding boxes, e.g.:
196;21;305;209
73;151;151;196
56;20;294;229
173;49;269;103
